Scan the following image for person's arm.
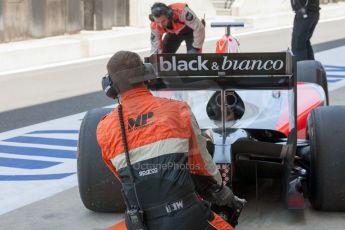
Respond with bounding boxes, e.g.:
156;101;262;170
96;116;120;180
179;6;205;51
150;22;164;54
186;106;223;198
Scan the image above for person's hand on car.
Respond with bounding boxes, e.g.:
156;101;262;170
212;185;246;209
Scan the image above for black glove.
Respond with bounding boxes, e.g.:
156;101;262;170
212;185;246;209
211;185;246;227
187;47;200;54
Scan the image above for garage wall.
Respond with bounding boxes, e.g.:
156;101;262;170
92;0;129;30
0;0;129;43
0;0;29;42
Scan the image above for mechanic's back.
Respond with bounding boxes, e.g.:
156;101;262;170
97;51;236;230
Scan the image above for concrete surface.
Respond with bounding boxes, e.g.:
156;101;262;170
2;178;345;230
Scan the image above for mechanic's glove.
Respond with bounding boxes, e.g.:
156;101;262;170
210;185;246;227
187;47;201;54
212;185;246;210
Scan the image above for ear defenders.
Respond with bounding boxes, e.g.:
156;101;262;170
102;63;156;99
102;74;117;99
149;3;173;22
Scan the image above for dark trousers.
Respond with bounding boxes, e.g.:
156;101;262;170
291;11;319;61
162;26;194;53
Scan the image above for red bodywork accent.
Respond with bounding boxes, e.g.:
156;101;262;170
275;82;323;139
287;195;305;209
216;35;229;53
215;35;240;53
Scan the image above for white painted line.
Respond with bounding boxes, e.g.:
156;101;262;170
0;112;85;215
0;105;118;215
24;133;79;140
329;80;345;92
234;16;345;37
0;55;112;76
0;175;76;215
315;45;345;91
1;16;345;77
0;152;76;162
0;141;77;151
0;112;85;140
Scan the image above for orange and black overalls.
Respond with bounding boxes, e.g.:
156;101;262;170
150;3;205;54
97;87;234;230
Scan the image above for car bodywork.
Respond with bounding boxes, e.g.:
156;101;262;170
145;51;325;210
154;82;325;210
78;51;342;230
157;83;325;139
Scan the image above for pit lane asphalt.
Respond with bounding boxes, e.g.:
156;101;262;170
1;18;345;229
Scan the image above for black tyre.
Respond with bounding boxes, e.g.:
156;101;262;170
77;108;126;212
297;60;329;105
307;106;345;211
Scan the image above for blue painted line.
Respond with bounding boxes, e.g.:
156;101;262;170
0;157;61;169
28;130;79;134
4;136;77;147
324;65;345;70
0;145;76;159
327;79;341;83
0;173;75;181
327;75;345;79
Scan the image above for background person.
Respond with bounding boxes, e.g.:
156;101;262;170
149;2;205;54
291;0;320;61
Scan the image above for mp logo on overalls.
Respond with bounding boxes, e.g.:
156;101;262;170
165;200;184;213
128;112;154;131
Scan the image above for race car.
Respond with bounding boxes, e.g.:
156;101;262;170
77;52;345;226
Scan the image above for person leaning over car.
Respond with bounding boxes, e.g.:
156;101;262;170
291;0;320;61
96;50;245;229
149;2;205;54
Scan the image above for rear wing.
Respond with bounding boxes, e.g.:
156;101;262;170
144;52;298;180
144;52;295;91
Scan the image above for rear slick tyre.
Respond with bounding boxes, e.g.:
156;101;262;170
308;106;345;211
77;108;125;212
